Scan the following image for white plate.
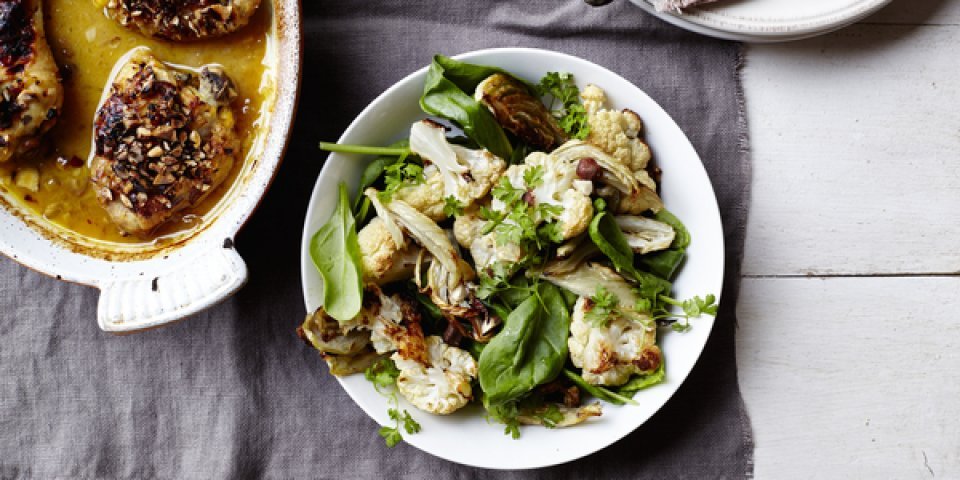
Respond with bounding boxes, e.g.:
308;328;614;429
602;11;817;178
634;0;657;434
631;0;892;43
300;48;725;469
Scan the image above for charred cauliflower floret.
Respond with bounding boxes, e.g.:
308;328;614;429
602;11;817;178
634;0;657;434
408;120;506;209
393;336;478;415
341;286;428;364
492;151;594;240
475;73;567;152
299;285;429;376
568;296;661;386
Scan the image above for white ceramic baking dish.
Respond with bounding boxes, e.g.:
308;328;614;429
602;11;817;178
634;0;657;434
0;0;301;333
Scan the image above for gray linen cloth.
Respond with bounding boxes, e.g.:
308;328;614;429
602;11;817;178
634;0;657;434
0;1;753;478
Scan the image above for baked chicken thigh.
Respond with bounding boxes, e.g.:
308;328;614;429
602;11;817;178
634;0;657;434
90;48;239;236
0;0;62;163
96;0;262;41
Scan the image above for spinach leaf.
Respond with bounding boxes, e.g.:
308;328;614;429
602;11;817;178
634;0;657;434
562;369;637;406
310;183;364;322
479;283;570;405
589;211;673;299
432;55;515;93
639;209;690;280
588;211;635;275
617;356;666;398
420;56;513;159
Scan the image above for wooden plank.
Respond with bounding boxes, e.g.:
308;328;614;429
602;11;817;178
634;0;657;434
737;276;960;479
741;22;960;276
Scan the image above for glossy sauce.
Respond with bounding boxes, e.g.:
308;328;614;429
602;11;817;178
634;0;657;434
0;1;272;244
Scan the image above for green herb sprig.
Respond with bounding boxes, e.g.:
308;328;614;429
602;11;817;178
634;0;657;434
537;72;590;140
364;358;422;448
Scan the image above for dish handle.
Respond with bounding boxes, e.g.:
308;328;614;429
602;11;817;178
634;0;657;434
96;247;248;333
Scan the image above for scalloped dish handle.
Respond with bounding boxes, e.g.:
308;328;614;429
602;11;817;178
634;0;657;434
96;247;248;333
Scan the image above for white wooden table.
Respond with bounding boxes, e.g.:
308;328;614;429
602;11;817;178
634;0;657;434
738;1;960;477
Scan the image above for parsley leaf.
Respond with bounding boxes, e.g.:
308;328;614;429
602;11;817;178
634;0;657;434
378;425;404;448
401;410;422;434
523;165;545;189
364;357;401;392
536;72;590;140
492;176;524;205
585;286;620;327
378;158;423;203
443;195;465;217
364;359;421;448
484;400;522;440
653;294;719;332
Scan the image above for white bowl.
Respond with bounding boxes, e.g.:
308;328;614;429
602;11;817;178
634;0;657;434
301;48;725;469
0;1;301;333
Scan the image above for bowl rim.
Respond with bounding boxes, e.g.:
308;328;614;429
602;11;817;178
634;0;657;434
300;47;726;469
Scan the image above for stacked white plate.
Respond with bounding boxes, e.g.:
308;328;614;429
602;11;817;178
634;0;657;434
630;0;893;42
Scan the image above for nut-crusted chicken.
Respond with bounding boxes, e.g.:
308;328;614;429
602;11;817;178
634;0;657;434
90;48;239;236
96;0;262;41
0;0;62;163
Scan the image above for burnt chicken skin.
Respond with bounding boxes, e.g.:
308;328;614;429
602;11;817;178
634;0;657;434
0;0;63;163
90;48;239;236
96;0;262;41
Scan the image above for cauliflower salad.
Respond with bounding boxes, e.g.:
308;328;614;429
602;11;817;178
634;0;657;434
298;55;718;446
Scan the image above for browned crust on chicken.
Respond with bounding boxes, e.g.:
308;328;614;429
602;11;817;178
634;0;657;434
90;48;239;236
99;0;262;41
0;0;62;162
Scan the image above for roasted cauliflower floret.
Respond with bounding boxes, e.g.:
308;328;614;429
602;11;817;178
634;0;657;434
581;84;606;115
453;207;523;271
587;109;651;173
356;216;421;285
408;120;506;209
393;336;478;415
357;217;400;281
342;287;428;364
581;84;652;174
615;215;676;254
568;296;661;386
301;285;428;372
453;207;484;249
394;171;446;221
492;151;593;240
553;140;662;215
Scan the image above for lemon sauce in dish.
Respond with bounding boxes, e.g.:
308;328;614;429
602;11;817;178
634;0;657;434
0;0;274;246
